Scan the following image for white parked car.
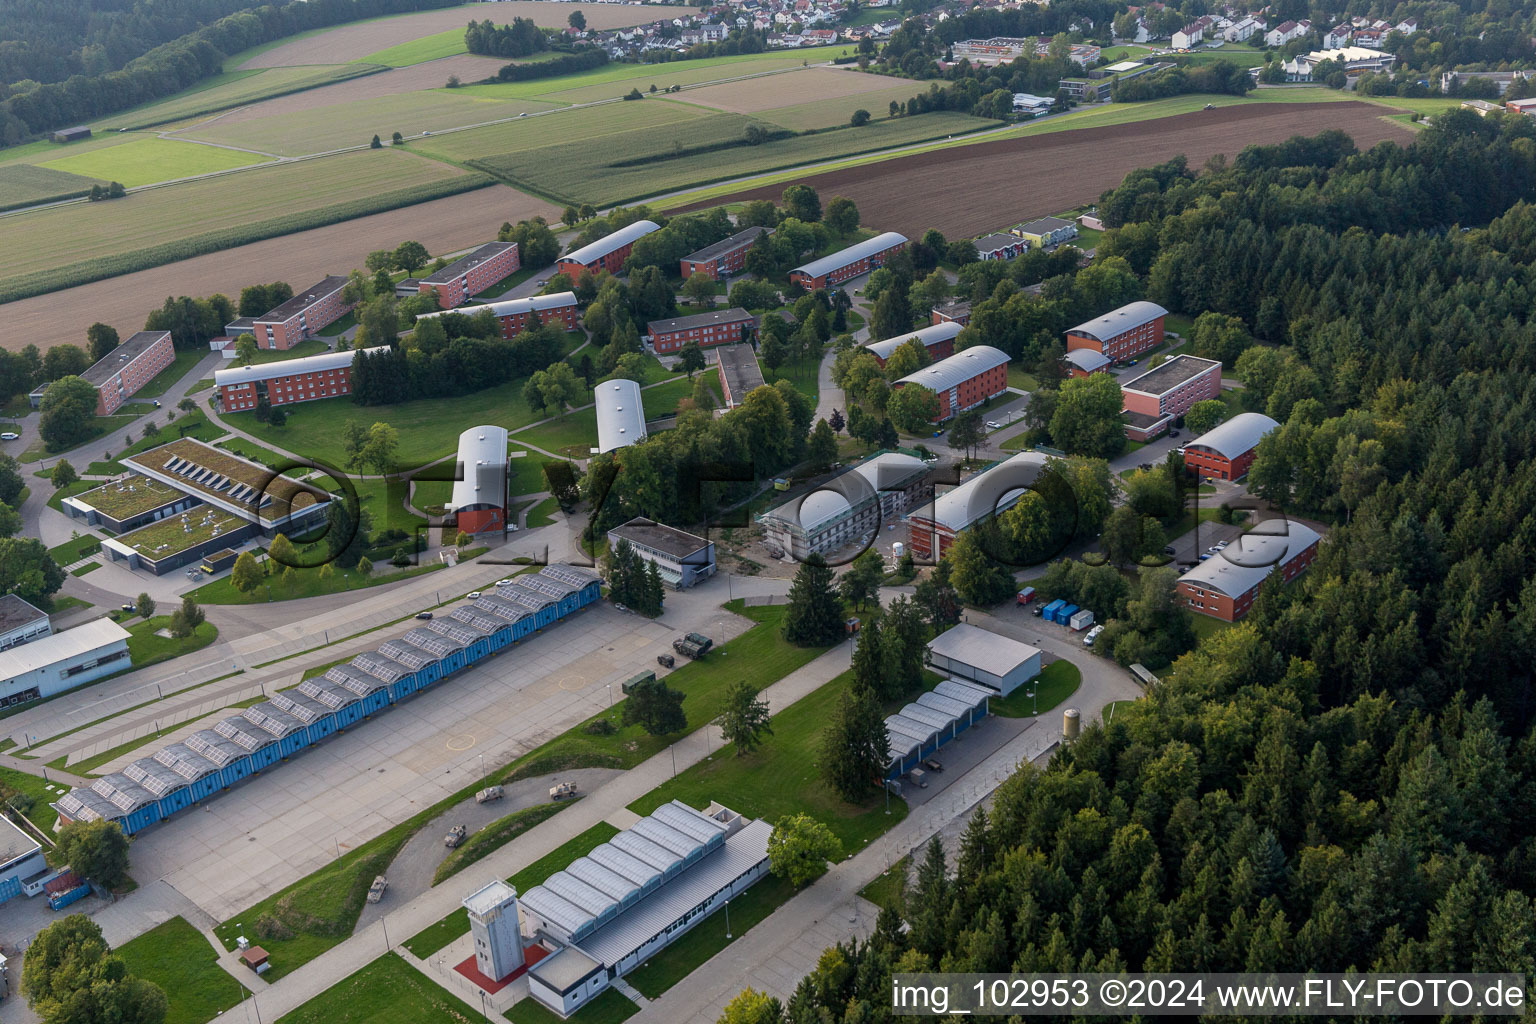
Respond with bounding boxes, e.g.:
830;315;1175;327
985;420;1001;429
0;432;17;440
496;578;514;586
1083;624;1105;647
467;591;481;600
1214;540;1229;550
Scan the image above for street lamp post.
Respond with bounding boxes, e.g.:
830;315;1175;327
478;754;485;786
606;683;613;707
725;899;732;939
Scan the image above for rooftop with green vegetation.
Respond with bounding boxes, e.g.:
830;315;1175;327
70;475;182;519
124;437;326;523
110;506;245;560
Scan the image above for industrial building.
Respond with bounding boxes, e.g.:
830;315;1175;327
252;276;352;350
1177;520;1323;621
449;425;509;534
520;801;772;1016
418;241;520;308
216;346;388;411
892;344;1011;422
1065;300;1168;363
96;438;332;574
863;322;961;366
973;233;1028;261
789;232;907;289
885;678;992;779
931;301;972;327
951;36;1031;62
1120;355;1222;442
53;565;602;835
1063;349;1110;377
594;379;647;454
557;221;661;277
680;226;770;280
646;307;756;354
1282;46;1396;81
905;450;1051;561
416;291;580;337
925;623;1042;697
0;816;47;905
0;617;131;710
607;518;716;588
0;595;52;653
759;451;929;560
79;330;175;415
1179;412;1278;480
715;343;766;409
1013;217;1078;248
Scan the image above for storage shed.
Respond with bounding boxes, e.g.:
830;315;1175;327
925;623;1041;697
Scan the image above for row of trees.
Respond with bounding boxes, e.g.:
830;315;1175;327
604;538;665;616
349;318;568;405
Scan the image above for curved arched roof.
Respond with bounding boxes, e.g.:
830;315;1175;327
1066;300;1169;343
894;345;1010;394
1183;412;1279;461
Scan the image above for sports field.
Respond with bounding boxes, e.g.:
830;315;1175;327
0;149;470;291
0;164;102;211
40;137;272;187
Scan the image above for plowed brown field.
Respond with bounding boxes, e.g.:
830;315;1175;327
670;102;1414;237
1;184;555;353
243;2;690;68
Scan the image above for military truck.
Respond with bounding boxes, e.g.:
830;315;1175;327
444;824;467;848
673;632;713;659
367;876;388;903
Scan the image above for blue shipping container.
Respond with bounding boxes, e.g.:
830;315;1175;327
1056;604;1079;625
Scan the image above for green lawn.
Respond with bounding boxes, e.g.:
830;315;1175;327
506;989;638;1024
1188;610;1235;642
186;377;216;395
355;28;468;66
84;408;226;474
1104;698;1140;724
402;910;472;960
858;853;910;912
244;338;331;364
47;532;101;565
40;137;271;188
433;800;572;885
70;561;101;576
215;435;293;467
125;615;218;669
524;494;560;528
95;64;383;131
0;163;102;211
1006;365;1040;393
624;873;797;998
629;665;908;857
512;408;597;457
989;659;1081;718
135;347;207;399
0;764;62;833
275;952;486;1024
115;917;249;1024
186;554;442;605
318;312;357;337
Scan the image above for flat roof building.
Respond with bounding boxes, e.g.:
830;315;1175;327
418;241;520;308
62;476;197;536
450;425;509;534
1177;519;1323;621
925;623;1042;697
607;517;716;589
1121;354;1221;440
0;815;46;905
417;290;580;338
789;231;907;290
1180;412;1278;481
216;346;388;412
595;379;647;454
1065;300;1168;363
252;275;352;350
79;330;175;416
932;300;972;327
715;343;766;409
905;450;1051;561
680;226;770;281
0;595;51;653
646;307;756;355
0;618;131;711
863;321;962;366
892;344;1011;422
557;221;661;277
759;451;929;560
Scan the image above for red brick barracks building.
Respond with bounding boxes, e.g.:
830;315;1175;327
646;307;757;354
893;344;1011;422
863;321;961;367
1177;519;1322;621
1065;300;1168;363
417;241;519;308
1180;412;1278;481
556;220;660;277
81;330;174;415
789;231;907;290
1120;354;1222;442
416;291;580;339
216;346;389;412
679;226;770;281
253;275;353;350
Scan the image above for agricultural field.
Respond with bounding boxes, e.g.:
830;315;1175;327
0;163;102;211
242;2;692;69
94;64;388;131
175;89;559;157
40;137;272;187
411;99;703;163
0;148;476;301
672;101;1415;237
759;83;941;131
683;66;917;116
0;183;553;355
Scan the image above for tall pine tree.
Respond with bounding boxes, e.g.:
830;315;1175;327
784;553;843;647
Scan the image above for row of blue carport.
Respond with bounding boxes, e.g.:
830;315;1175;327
54;564;603;836
884;678;994;780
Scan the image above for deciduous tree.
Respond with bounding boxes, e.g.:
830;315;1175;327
720;681;773;755
768;813;843;886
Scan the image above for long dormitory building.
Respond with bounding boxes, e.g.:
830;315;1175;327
415;292;579;338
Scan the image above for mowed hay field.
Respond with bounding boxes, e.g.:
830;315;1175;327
411;99;704;162
0;183;554;353
0;149;471;291
241;2;692;68
683;66;916;116
94;64;387;131
677;102;1415;238
176;88;560;157
0;163;103;210
40;137;272;186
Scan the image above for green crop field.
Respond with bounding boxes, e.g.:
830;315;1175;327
178;90;561;158
473;108;996;206
0;149;480;304
95;64;386;131
761;84;935;130
0;163;102;211
41;137;272;187
411;99;703;163
356;28;469;66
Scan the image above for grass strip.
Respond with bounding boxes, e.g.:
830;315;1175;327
989;659;1080;718
125;616;218;670
432;800;572;886
0;764;62;833
275;951;485;1024
857;853;910;912
506;989;639;1024
115;916;249;1024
